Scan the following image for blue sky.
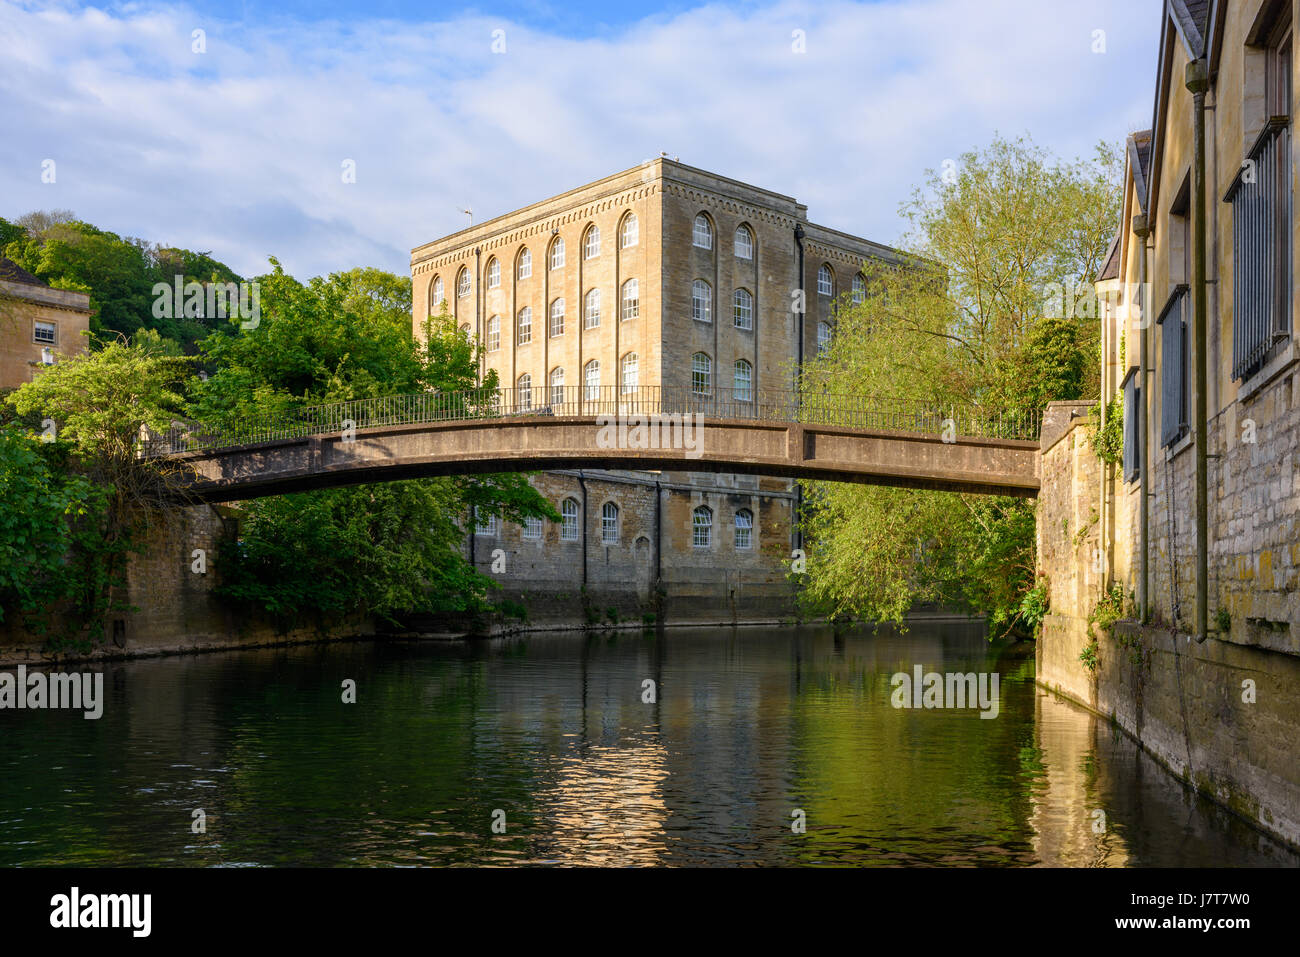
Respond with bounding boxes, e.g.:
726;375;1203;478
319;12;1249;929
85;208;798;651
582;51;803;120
1;0;1162;280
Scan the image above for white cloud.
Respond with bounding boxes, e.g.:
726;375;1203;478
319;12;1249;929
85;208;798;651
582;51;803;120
0;0;1158;279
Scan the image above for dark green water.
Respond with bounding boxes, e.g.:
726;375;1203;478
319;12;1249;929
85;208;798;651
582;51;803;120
0;623;1294;866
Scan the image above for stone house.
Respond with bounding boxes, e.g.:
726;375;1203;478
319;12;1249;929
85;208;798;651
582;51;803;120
0;254;91;390
1039;0;1300;847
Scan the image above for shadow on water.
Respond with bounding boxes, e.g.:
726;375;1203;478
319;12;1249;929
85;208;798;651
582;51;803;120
0;621;1295;866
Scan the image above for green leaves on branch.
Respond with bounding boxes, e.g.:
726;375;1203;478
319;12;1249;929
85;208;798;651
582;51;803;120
1090;394;1124;465
797;134;1121;636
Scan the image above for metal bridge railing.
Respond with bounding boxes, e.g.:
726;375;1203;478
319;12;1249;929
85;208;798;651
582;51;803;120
142;386;1043;456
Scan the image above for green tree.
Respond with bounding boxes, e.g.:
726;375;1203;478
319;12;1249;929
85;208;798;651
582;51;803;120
798;134;1121;636
3;332;194;647
197;264;556;628
1;214;243;348
0;424;108;637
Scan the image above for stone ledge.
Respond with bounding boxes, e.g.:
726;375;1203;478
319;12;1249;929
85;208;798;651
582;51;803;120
1040;400;1095;454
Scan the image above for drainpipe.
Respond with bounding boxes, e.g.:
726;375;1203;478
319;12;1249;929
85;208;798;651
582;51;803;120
577;470;589;587
1134;213;1151;624
1188;59;1210;644
792;224;806;555
654;478;662;591
793;225;806;379
474;247;483;380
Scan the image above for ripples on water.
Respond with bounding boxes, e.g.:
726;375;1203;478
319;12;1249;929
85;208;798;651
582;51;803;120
0;623;1294;867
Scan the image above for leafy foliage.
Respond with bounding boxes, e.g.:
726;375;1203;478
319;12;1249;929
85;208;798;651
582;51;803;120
1090;394;1124;465
3;334;197;648
197;263;555;627
0;214;243;348
797;134;1121;637
0;422;124;649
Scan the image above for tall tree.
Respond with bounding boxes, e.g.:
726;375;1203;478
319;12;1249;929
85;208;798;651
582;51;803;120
195;264;556;628
798;135;1121;635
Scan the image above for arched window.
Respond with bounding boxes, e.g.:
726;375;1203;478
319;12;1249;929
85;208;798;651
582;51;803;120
487;258;500;289
733;288;753;329
621;278;639;320
620;213;638;248
735;225;753;260
584;359;600;400
692;280;712;323
561;498;580;541
734;359;752;401
430;276;444;308
550;298;565;338
693;214;713;249
486;315;501;352
522;515;543;540
692;505;713;547
459;322;470;338
584;225;600;260
817;321;832;355
621;352;638;394
517;306;532;345
516;373;532;410
691;352;712;395
549;366;565;407
817;264;833;297
457;267;471;298
517;248;532;280
852;274;866;304
734;508;753;549
475;506;498;537
601;502;619;544
550;237;565;270
584;288;601;329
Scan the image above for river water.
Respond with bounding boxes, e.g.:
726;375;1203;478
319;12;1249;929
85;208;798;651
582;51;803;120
0;622;1294;866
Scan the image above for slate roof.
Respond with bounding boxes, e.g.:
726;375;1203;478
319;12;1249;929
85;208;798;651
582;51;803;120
1099;233;1122;281
0;254;44;287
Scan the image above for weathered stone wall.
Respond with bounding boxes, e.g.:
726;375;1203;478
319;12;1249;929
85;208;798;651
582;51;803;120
0;505;374;666
1038;400;1300;849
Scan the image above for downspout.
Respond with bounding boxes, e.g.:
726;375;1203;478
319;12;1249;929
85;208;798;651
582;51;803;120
1188;58;1210;643
577;470;589;587
474;247;483;380
792;224;806;556
654;478;662;595
794;225;806;378
1133;212;1151;624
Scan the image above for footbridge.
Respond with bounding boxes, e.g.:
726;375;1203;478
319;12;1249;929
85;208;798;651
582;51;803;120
148;387;1043;503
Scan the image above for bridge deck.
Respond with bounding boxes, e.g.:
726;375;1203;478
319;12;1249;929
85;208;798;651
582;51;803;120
160;403;1041;502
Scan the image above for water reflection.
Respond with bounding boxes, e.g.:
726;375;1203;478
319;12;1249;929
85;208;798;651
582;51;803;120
0;623;1294;867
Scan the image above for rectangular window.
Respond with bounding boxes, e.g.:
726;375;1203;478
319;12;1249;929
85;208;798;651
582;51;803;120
1122;371;1140;483
475;508;498;537
522;516;543;540
1158;286;1189;447
1228;13;1293;379
33;321;56;344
